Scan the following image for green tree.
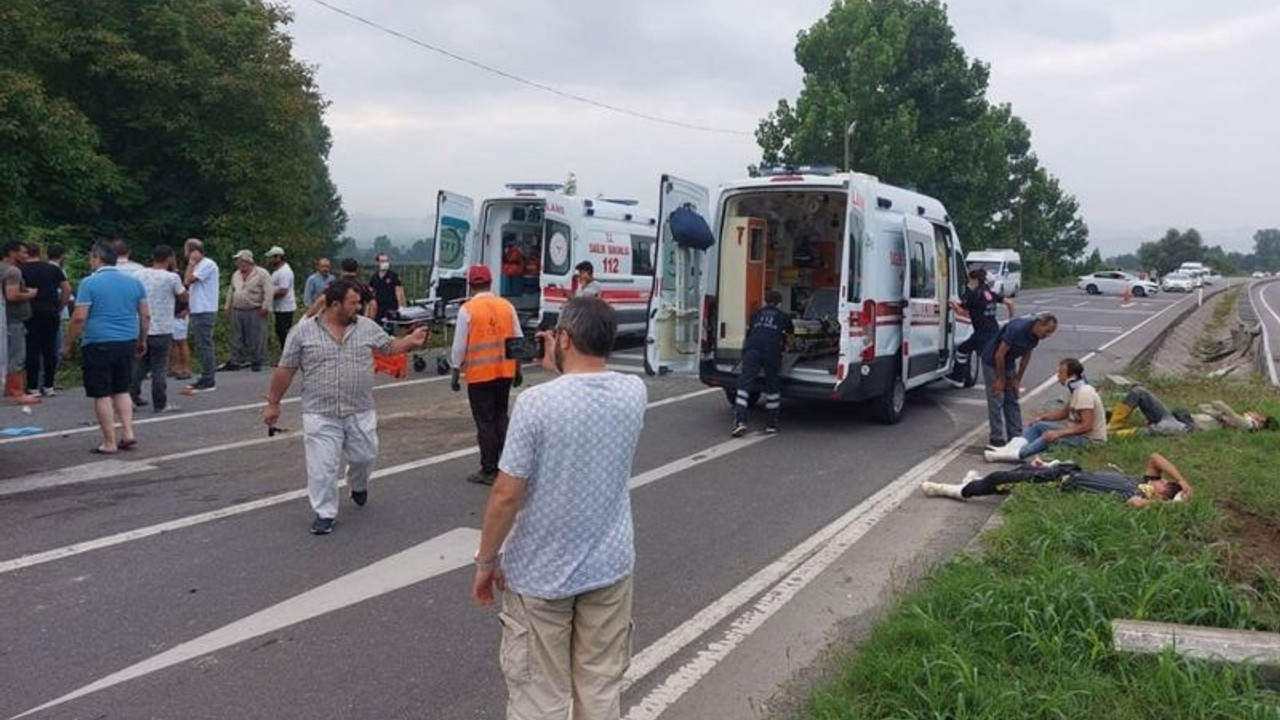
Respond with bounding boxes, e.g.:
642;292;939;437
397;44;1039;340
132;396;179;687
755;0;1087;275
0;0;344;263
1136;228;1205;274
1253;228;1280;271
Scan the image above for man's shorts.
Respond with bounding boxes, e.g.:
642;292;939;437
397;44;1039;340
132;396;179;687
82;341;136;399
172;317;188;341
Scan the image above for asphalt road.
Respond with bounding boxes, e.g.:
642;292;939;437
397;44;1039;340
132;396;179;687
0;286;1194;720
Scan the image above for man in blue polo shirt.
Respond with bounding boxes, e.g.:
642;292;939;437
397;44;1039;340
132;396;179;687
980;311;1057;448
62;242;149;454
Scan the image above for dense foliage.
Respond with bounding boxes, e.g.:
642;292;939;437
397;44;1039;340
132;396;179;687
755;0;1088;281
0;0;345;264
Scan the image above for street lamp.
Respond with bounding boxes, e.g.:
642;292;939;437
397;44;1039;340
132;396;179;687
843;120;857;172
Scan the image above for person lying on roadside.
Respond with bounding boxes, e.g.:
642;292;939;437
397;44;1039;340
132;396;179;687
984;357;1106;463
1106;384;1277;436
922;452;1193;509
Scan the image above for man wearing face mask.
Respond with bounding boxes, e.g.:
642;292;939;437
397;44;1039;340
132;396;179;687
263;278;429;534
369;252;406;323
451;265;523;486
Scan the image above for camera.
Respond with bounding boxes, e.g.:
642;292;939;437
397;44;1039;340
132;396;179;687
504;335;545;362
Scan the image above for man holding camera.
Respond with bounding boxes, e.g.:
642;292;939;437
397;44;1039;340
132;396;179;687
262;278;429;535
451;264;524;486
472;296;647;720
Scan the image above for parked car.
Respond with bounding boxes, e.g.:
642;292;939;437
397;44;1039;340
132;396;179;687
1160;272;1196;293
1077;271;1160;297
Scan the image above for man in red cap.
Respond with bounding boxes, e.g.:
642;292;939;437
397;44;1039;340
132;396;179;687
451;265;524;485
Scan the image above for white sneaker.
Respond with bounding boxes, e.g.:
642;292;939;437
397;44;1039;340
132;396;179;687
960;469;983;484
921;481;966;500
731;423;747;438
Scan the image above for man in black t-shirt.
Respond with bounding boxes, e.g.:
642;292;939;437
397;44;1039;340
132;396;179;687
368;252;406;322
20;243;71;395
732;290;795;437
947;268;1014;385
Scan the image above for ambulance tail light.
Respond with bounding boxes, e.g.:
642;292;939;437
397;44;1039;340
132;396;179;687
859;299;876;364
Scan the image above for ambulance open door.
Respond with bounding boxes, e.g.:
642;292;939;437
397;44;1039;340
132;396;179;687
901;215;942;386
429;191;474;304
645;175;711;376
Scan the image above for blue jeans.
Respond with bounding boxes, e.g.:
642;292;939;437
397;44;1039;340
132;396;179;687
982;361;1022;445
1019;421;1090;458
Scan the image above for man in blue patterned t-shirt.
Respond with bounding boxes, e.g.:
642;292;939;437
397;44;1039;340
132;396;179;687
472;296;646;720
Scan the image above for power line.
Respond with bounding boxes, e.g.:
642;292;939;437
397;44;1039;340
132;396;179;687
302;0;752;136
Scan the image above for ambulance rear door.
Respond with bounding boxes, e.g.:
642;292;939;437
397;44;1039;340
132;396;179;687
429;190;474;304
645;175;711;376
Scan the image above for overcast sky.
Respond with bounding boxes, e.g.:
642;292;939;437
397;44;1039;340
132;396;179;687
284;0;1279;255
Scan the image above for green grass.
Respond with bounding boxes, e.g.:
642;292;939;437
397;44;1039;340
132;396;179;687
805;376;1280;720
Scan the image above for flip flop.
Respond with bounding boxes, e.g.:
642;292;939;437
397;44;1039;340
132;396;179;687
90;447;118;455
118;439;138;450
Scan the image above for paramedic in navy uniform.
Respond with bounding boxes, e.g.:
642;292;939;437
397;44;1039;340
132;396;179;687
946;267;1014;387
732;289;794;437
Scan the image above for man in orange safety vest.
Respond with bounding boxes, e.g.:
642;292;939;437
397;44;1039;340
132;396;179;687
451;265;524;485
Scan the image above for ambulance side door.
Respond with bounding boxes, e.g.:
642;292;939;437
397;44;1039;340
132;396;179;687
430;190;474;302
902;215;941;385
645;175;711;376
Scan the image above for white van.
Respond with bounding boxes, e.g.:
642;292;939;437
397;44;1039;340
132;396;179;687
429;183;658;334
644;169;972;424
965;248;1021;297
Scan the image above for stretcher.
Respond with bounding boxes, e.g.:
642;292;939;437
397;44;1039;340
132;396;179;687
379;298;462;375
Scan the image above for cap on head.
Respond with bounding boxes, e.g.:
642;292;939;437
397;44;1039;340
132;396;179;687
467;264;492;286
265;246;285;258
232;249;254;264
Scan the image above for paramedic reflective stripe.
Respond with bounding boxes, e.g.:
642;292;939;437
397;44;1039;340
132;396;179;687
462;296;518;383
763;393;781;410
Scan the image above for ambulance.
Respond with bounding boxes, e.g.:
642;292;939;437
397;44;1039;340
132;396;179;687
644;169;972;424
428;183;659;335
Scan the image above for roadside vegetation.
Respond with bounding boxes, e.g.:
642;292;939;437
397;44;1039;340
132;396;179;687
806;376;1280;719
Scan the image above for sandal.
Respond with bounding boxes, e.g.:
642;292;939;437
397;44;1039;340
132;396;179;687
118;439;138;450
90;447;118;455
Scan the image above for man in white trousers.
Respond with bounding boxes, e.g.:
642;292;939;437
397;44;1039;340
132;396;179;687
262;278;429;534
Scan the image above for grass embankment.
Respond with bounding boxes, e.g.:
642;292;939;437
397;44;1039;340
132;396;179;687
807;376;1280;720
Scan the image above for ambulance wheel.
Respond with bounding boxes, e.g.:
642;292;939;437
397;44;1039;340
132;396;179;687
873;374;906;425
435;357;451;375
413;355;427;373
963;352;979;388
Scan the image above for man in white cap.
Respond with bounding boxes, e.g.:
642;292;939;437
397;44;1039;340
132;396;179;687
264;245;296;355
222;249;272;372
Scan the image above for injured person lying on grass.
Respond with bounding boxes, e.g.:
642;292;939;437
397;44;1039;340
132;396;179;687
922;453;1194;509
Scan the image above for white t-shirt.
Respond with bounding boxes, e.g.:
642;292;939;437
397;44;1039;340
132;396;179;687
498;371;647;599
136;268;186;336
187;257;220;313
271;262;297;312
1069;383;1108;441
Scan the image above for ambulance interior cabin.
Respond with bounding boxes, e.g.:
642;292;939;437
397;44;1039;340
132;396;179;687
716;190;848;378
485;200;545;321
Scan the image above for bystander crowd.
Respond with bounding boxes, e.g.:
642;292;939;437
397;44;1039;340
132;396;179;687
222;249;272;372
183;238;220;393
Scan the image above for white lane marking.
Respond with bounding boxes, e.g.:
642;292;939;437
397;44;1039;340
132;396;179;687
0;460;159;498
946;397;989;407
622;294;1194;717
631;435;770;490
9;425;772;715
0;373;456;447
1061;324;1122;334
1252;281;1280;385
1072;301;1088;307
9;528;479;720
0;389;720;574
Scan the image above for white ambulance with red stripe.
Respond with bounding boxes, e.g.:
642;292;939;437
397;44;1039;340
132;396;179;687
644;169;972;423
428;183;659;335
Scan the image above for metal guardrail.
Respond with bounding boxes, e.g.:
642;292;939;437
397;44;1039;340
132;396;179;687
1241;278;1280;386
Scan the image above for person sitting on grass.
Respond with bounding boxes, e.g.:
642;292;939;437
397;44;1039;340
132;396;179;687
1106;384;1277;436
922;452;1193;509
984;357;1107;463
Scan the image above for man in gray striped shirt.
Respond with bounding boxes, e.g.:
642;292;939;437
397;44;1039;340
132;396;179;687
263;279;429;535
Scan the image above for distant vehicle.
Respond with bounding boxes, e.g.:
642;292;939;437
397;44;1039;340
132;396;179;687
1203;272;1223;286
1160;272;1195;293
1252;271;1271;279
965;248;1021;297
1177;262;1210;286
1077;270;1159;297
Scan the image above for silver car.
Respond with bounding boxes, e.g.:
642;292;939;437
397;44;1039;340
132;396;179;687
1160;273;1195;293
